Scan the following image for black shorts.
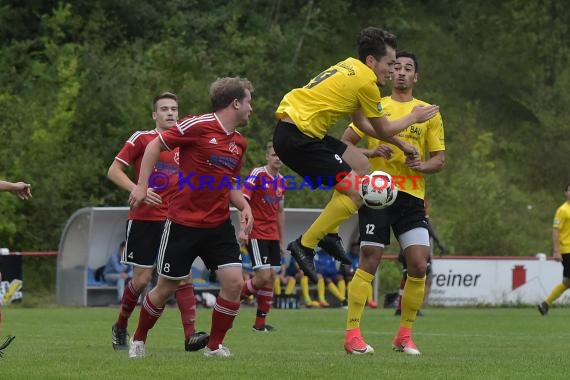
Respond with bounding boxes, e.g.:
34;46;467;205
124;220;166;267
247;239;281;270
156;219;241;279
273;120;351;188
562;253;570;278
359;191;428;246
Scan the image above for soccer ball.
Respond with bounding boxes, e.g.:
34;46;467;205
200;292;217;308
359;171;398;209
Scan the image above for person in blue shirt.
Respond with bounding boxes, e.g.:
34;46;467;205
104;241;133;303
314;249;347;307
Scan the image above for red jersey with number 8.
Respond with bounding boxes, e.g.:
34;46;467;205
159;113;247;228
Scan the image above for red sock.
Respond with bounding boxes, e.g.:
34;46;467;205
175;283;196;339
207;296;240;349
241;279;258;300
116;280;140;329
133;294;164;342
254;287;274;328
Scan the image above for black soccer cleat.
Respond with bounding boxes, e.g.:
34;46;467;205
537;302;549;316
185;331;209;352
0;335;15;358
288;237;317;283
112;324;129;351
252;324;276;332
318;234;352;265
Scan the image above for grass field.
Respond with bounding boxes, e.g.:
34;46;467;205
1;305;568;379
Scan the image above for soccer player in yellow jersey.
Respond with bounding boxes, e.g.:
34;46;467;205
341;51;445;355
538;183;570;315
273;27;439;283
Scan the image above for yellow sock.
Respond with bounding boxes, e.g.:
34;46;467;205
346;269;374;330
367;281;373;301
274;278;282;295
317;277;326;302
338;279;346;300
545;283;568;305
301;190;358;248
327;282;344;301
400;275;426;329
285;278;296;295
301;276;312;303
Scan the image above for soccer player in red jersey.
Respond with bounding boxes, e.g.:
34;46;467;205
107;92;207;352
240;142;286;332
128;77;254;358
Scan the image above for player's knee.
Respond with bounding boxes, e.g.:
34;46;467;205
407;261;427;278
132;273;152;292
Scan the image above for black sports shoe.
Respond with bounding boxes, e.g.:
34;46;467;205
0;335;15;358
318;234;352;265
537;301;549;316
185;331;210;352
112;324;129;351
288;237;317;283
252;324;276;332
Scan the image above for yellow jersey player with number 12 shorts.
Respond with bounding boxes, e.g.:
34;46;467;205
342;50;445;356
273;27;440;284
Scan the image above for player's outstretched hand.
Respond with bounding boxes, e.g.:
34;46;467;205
412;104;439;123
12;182;32;200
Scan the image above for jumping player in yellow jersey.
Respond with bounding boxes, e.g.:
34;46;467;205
341;51;445;356
538;183;570;316
273;27;439;283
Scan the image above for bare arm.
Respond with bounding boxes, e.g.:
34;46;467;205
553;228;562;262
352;106;439;140
107;161;136;192
341;126;394;159
230;189;254;235
406;150;445;173
108;160;162;206
0;180;32;200
278;200;286;253
128;137;165;208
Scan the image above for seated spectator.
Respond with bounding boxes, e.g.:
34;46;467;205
103;241;132;303
314;248;347;307
276;254;319;308
275;254;295;296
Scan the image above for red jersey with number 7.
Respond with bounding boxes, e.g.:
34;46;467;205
243;166;286;240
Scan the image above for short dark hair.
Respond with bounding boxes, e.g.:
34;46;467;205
209;77;253;112
357;27;397;62
152;92;177;111
396;50;419;72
